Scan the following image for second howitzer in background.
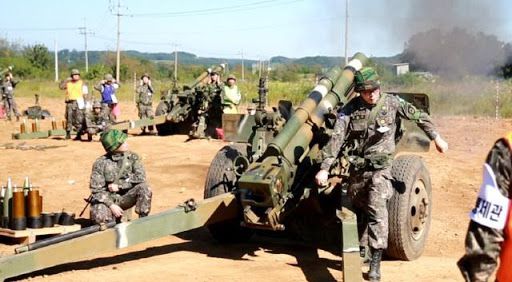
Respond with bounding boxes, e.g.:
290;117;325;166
155;65;225;138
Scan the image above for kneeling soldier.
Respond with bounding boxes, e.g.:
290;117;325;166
89;129;152;224
85;101;112;140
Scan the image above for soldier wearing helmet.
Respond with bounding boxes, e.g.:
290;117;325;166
136;73;155;134
205;70;224;138
222;74;241;114
85;101;112;140
314;67;449;281
89;129;152;224
59;69;89;139
1;72;21;121
94;73;120;120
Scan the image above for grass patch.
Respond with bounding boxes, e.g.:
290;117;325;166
11;76;512;118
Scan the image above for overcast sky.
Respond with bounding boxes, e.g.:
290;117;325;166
1;0;511;59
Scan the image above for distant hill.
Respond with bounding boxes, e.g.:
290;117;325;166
57;49;404;68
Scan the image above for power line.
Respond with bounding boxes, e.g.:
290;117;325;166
0;27;79;32
127;0;302;18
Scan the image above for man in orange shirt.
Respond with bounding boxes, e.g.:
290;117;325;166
59;69;88;140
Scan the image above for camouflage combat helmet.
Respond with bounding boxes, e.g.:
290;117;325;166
104;74;114;81
226;74;236;81
92;101;102;109
100;129;127;153
140;73;150;79
70;69;80;76
354;67;380;92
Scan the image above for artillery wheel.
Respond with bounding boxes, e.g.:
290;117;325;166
155;101;173;136
204;144;253;242
387;155;432;260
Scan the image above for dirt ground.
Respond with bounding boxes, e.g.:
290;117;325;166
0;97;510;281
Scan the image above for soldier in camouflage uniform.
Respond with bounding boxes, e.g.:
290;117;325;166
136;73;155;134
85;101;112;139
89;129;152;224
1;72;20;121
315;67;448;281
206;71;224;137
458;135;512;282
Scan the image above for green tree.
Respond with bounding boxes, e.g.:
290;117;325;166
23;44;51;70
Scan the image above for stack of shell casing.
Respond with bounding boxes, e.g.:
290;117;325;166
0;177;44;230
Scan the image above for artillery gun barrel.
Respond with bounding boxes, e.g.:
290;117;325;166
189;64;225;89
264;53;368;165
0;66;13;77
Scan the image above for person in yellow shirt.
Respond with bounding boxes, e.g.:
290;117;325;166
59;69;88;140
222;74;241;114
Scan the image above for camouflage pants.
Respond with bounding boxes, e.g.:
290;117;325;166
4;96;20;119
90;183;152;224
65;101;84;132
190;114;207;139
102;103;117;121
347;167;394;249
138;104;154;131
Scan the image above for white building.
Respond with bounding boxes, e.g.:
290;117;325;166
393;63;410;76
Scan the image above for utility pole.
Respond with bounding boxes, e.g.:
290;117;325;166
258;57;262;78
344;0;349;65
79;18;94;73
172;43;178;81
54;37;59;82
239;50;245;82
496;80;500;120
115;0;121;81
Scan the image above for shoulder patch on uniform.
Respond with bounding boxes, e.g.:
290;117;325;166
469;163;510;229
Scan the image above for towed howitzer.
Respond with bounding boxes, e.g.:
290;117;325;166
154;64;225;137
206;52;434;273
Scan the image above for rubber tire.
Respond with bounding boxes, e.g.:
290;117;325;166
204;144;253;242
386;155;432;260
155;101;173;136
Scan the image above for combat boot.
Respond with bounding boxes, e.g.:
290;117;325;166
74;131;82;141
360;246;371;265
368;248;383;281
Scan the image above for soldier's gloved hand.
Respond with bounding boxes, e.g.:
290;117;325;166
108;183;119;192
434;135;449;153
315;169;329;187
109;204;124;218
